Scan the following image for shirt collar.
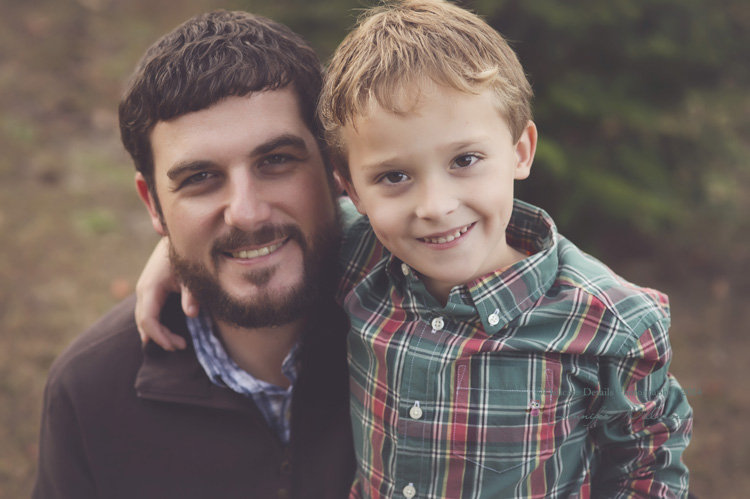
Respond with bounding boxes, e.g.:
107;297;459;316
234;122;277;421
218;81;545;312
186;311;299;396
387;199;560;334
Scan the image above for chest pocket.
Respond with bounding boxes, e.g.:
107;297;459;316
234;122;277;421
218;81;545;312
448;353;590;485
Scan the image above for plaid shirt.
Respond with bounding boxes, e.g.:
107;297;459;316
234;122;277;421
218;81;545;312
337;199;692;499
187;313;297;444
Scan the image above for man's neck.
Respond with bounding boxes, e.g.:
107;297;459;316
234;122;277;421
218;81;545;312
212;317;306;388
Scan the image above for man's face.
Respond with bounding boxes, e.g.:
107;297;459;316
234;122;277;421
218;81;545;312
341;85;535;301
137;90;339;328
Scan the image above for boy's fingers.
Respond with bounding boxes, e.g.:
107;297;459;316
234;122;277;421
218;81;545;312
137;318;175;350
161;325;187;350
181;284;200;318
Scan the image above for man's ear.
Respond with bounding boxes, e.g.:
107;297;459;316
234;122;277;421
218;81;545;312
337;172;367;216
513;121;537;180
135;172;167;236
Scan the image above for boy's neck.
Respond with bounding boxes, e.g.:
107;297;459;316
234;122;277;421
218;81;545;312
422;245;529;306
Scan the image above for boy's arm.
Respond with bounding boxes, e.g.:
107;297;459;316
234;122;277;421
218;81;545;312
591;316;693;498
335;196;386;303
134;237;196;350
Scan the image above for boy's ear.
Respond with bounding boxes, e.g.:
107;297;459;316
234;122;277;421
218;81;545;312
135;172;168;236
337;172;367;216
513;121;537;180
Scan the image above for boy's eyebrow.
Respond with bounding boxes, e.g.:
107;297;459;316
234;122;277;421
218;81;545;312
355;138;489;174
166;134;311;181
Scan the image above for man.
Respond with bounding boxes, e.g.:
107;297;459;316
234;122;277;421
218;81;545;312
33;11;354;498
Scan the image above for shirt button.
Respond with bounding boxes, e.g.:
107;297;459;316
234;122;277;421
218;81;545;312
403;483;416;498
488;313;500;326
431;317;445;331
401;263;410;276
409;401;423;420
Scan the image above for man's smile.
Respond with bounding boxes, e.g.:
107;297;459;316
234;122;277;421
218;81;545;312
228;238;287;260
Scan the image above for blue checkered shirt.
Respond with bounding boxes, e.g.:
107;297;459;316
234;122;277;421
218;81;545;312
187;312;297;444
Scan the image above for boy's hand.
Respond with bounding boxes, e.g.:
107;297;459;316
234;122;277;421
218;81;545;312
135;237;197;350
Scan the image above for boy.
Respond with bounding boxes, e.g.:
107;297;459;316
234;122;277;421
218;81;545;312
322;1;691;497
138;1;692;497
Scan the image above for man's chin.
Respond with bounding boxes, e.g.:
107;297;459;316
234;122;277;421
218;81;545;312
214;286;310;329
186;275;314;329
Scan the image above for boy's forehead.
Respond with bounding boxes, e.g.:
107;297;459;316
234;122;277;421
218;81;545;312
347;84;508;136
343;86;515;171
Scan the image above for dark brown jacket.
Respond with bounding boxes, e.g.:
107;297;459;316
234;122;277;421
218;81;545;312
33;294;355;498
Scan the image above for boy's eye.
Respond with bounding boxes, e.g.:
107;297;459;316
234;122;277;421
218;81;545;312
380;171;409;185
453;154;480;169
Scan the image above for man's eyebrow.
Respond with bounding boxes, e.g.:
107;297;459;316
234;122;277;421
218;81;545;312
166;160;213;182
252;134;310;157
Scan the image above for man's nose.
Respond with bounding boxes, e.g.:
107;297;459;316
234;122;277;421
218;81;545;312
414;175;459;220
223;178;271;229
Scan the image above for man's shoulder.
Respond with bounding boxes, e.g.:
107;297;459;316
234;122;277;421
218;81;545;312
48;295;189;387
41;298;157;413
48;295;141;379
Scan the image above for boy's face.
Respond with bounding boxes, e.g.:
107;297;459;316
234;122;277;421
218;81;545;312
341;86;536;301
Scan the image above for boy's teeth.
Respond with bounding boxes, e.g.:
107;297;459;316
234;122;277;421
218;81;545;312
231;241;283;260
423;224;471;244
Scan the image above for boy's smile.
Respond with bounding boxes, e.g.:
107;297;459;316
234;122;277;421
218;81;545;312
342;85;537;303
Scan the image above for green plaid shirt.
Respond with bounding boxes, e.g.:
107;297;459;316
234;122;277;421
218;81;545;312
337;199;691;499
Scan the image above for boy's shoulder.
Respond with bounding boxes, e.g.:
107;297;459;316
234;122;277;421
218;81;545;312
553;234;670;341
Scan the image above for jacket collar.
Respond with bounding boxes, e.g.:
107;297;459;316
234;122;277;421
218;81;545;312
134;295;262;416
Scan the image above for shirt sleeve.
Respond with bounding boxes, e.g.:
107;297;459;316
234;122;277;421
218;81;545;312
33;376;98;499
335;197;387;304
590;316;693;498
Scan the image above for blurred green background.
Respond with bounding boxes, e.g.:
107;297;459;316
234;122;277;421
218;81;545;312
1;0;748;497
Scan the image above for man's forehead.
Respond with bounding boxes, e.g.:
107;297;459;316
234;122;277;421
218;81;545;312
150;90;320;170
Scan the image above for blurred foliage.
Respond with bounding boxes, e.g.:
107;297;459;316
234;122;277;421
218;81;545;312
462;0;750;260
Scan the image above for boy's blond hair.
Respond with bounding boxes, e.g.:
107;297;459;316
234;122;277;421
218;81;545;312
319;0;533;179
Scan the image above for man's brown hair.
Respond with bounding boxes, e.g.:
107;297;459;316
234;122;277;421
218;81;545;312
319;0;533;179
119;10;325;213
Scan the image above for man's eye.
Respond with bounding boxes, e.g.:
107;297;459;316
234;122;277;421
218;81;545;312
182;172;213;186
263;154;291;165
380;171;409;185
453;154;480;168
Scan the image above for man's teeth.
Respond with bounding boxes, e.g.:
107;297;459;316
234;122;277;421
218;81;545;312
231;241;283;260
422;224;472;244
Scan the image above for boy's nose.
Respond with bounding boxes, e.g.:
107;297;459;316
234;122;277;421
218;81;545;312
414;177;459;220
224;178;272;230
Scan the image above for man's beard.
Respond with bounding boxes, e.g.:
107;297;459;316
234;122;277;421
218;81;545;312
169;219;340;329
